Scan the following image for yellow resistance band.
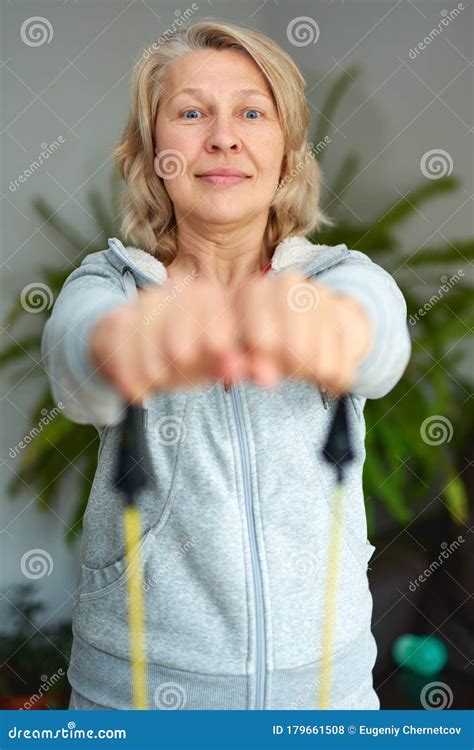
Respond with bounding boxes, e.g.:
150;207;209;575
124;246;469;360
317;481;344;709
123;505;148;710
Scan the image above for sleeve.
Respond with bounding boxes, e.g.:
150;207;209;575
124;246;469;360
40;251;130;427
315;249;412;399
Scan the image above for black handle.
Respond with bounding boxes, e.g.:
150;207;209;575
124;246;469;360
114;404;150;505
321;395;355;482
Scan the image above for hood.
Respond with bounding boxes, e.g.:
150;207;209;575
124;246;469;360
106;236;351;288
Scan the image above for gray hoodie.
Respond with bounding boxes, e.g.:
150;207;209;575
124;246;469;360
40;235;411;710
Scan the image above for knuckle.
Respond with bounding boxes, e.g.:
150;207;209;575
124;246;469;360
255;328;279;351
141;358;161;385
176;338;198;364
290;329;309;357
318;361;335;384
204;331;229;356
161;333;186;363
114;372;137;402
282;346;299;369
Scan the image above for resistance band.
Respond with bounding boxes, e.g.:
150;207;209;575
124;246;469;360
114;404;150;710
317;394;354;709
114;348;353;710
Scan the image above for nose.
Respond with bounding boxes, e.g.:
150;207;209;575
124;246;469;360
204;114;242;154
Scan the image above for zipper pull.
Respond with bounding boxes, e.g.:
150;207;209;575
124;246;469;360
321;386;329;410
223;378;231;393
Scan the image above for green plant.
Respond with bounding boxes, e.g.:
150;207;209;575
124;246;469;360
2;66;472;542
312;66;472;532
2;171;123;545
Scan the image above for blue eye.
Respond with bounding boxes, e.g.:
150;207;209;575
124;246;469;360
180;109;262;120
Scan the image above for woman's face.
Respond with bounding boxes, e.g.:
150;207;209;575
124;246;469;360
154;48;285;230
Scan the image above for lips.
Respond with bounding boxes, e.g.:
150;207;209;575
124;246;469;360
197;168;249;178
196;170;251;187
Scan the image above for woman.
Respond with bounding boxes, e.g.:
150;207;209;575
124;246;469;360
41;21;411;710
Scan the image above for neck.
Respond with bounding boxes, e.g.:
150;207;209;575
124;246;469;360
165;224;271;289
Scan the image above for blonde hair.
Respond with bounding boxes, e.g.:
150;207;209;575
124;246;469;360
113;20;334;264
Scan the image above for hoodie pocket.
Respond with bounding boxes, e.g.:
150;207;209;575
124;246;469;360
77;526;155;603
76;472;179;604
76;393;190;603
73;425;250;673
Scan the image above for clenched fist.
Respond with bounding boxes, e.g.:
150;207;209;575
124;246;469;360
89;278;246;404
230;271;374;395
89;270;374;403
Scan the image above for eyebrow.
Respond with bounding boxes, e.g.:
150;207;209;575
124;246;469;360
169;87;274;103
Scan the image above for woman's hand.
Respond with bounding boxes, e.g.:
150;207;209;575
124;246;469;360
89;278;246;404
89;270;374;402
230;270;375;395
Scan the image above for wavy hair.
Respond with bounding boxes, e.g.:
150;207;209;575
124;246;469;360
113;20;334;264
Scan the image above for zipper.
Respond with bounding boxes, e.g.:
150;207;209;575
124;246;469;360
320;386;330;410
224;380;266;709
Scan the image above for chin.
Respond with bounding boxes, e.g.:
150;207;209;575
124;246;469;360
196;204;248;223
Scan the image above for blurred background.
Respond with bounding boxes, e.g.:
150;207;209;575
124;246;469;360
1;0;473;710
